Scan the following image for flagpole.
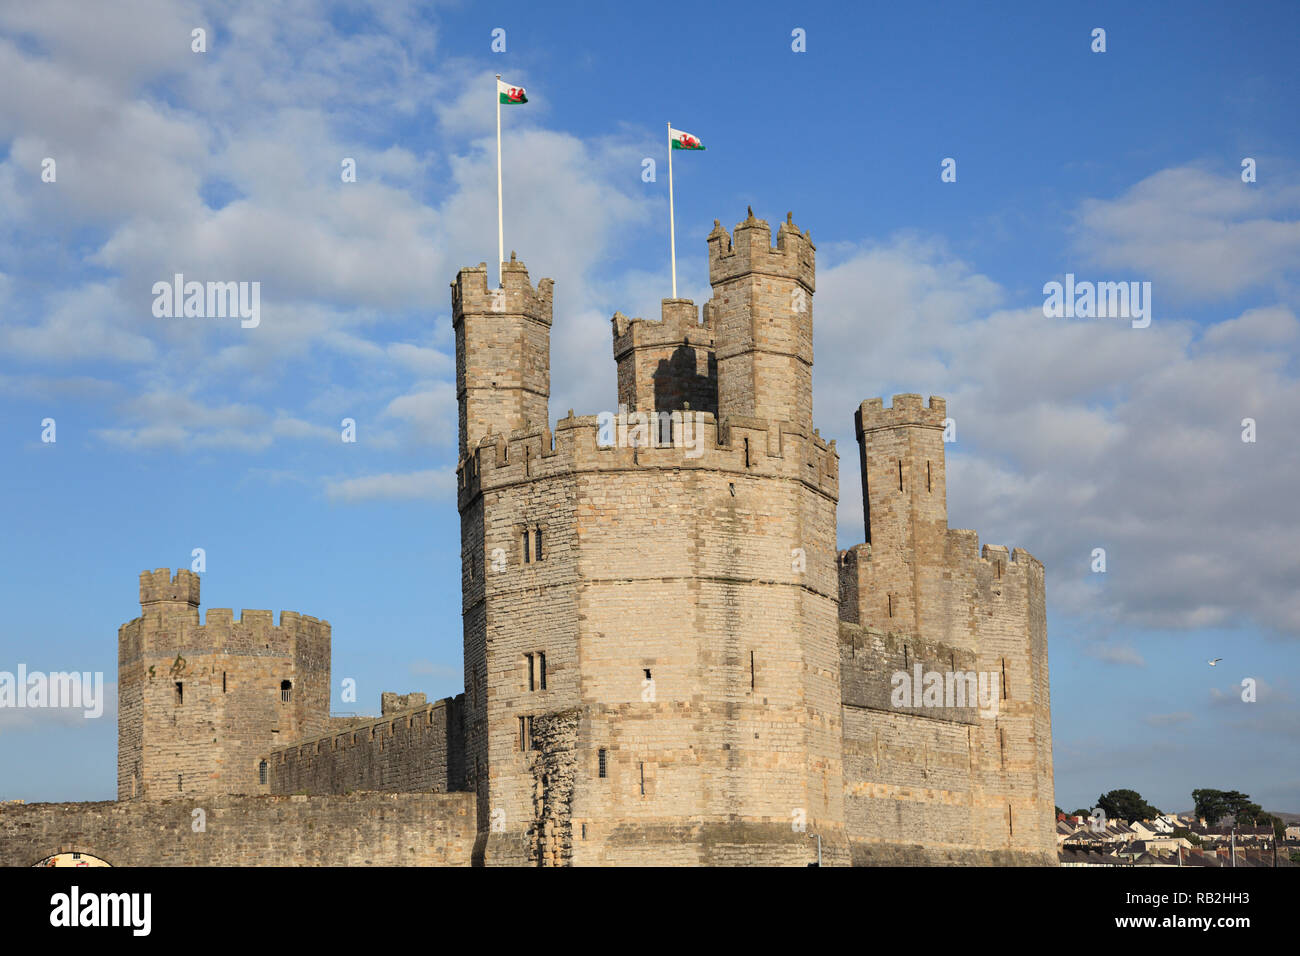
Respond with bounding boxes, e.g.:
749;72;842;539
496;74;504;287
667;122;677;298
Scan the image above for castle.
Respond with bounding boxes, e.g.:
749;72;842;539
0;209;1055;867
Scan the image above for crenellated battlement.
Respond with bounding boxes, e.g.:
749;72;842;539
120;571;330;668
451;256;553;327
199;608;328;629
139;568;199;608
611;298;713;358
945;531;1043;578
855;394;947;434
708;209;815;291
457;408;839;510
840;533;1041;579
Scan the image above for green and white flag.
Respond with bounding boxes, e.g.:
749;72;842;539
669;127;704;150
498;79;528;104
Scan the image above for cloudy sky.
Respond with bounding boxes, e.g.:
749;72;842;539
1;0;1297;814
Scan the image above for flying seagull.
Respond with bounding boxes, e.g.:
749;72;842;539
1208;658;1222;666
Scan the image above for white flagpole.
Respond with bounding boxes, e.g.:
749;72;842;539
667;122;677;298
496;74;504;287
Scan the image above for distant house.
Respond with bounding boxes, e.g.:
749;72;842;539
1130;821;1161;840
1059;845;1125;867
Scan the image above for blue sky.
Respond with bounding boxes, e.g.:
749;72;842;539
1;0;1298;815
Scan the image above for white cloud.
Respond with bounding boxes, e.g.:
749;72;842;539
1086;645;1147;668
325;468;455;503
1073;166;1300;301
812;216;1300;637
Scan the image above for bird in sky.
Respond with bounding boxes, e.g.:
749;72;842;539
1208;658;1222;666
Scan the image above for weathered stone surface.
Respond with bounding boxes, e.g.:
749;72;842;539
0;793;474;866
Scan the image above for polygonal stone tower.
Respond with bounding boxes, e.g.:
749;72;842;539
117;569;331;800
708;209;815;436
453;254;553;458
455;212;847;866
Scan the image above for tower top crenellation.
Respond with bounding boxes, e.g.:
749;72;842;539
707;208;815;290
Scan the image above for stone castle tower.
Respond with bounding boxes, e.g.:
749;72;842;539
838;396;1055;862
455;210;844;865
453;207;1055;865
117;569;331;800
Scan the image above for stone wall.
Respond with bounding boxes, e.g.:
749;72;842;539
265;696;465;796
0;792;475;867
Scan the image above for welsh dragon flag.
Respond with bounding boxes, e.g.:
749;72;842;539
669;127;705;150
498;79;528;104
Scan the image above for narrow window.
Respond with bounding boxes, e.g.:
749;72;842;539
538;652;546;690
582;822;588;840
281;679;292;703
259;760;268;785
526;653;535;692
1001;659;1008;699
523;529;530;563
519;716;531;751
639;761;645;796
898;459;903;491
174;681;183;705
903;645;908;668
999;728;1006;768
927;460;932;493
889;594;895;618
177;773;183;792
643;668;652;680
750;651;755;691
535;527;543;561
598;748;607;778
744;437;751;468
222;671;227;693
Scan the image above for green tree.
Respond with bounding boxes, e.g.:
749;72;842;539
1097;789;1161;822
1194;788;1276;828
1192;788;1230;826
